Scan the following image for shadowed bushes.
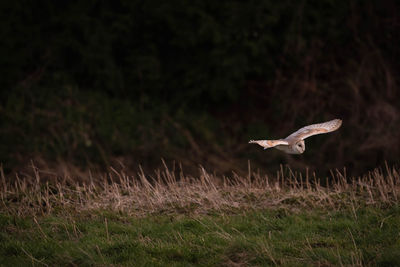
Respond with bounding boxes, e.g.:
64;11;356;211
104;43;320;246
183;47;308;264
1;0;399;176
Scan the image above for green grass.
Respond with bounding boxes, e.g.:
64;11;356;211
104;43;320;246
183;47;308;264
1;164;399;266
1;206;400;266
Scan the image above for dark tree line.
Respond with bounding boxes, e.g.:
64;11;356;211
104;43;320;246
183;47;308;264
1;0;399;176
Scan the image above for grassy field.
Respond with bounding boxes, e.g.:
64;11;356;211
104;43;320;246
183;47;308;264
1;164;400;266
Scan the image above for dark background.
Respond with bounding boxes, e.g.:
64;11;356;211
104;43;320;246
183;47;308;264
1;0;399;179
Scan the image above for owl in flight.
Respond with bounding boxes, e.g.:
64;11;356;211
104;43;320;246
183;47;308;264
249;119;342;154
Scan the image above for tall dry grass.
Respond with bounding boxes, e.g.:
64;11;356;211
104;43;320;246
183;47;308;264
1;161;399;217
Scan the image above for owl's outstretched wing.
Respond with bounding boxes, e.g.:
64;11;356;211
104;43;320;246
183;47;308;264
284;119;342;142
248;139;289;149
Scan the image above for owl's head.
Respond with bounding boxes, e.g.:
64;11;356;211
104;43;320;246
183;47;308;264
294;140;305;154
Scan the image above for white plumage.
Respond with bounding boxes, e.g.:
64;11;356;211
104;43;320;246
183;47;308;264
249;119;342;154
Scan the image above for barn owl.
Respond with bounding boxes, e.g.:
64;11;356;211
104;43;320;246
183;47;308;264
249;119;342;154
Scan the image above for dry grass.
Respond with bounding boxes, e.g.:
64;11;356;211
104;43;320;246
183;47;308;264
1;161;399;217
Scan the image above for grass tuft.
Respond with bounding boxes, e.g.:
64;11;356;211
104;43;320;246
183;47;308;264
1;163;399;217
